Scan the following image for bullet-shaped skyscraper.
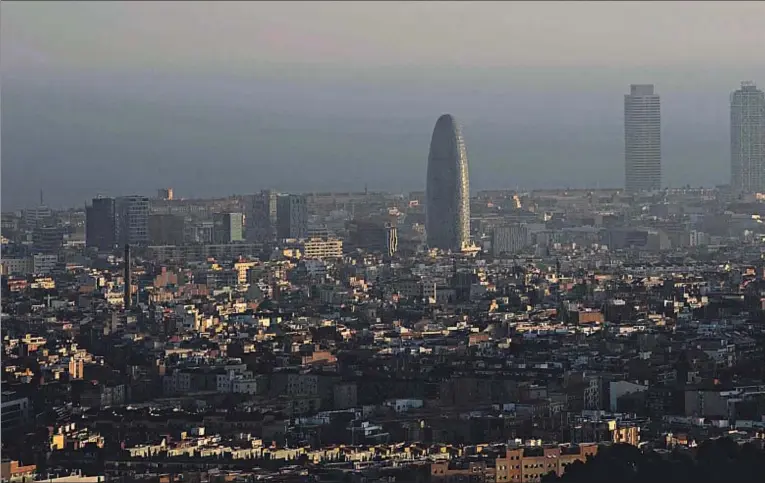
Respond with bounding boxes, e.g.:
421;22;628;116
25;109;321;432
624;84;661;193
426;114;470;250
731;82;765;194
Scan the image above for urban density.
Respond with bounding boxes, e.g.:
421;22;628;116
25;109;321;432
2;74;765;482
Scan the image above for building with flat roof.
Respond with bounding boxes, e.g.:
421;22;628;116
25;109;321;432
245;190;278;242
116;195;150;246
277;194;308;239
731;82;765;194
1;392;30;436
212;212;244;244
625;84;661;193
300;237;343;259
86;196;116;252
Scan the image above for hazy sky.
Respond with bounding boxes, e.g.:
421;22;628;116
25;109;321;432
3;1;765;210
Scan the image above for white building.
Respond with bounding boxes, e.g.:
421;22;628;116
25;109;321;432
385;398;424;413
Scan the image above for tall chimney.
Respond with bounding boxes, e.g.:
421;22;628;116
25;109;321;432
124;244;131;310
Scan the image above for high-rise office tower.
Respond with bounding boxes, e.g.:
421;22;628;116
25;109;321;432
276;194;308;239
245;190;278;242
212;212;244;244
624;84;661;193
116;196;150;246
426;114;470;250
86;196;116;251
731;81;765;194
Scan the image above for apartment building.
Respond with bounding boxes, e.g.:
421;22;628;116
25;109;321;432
300;237;343;259
495;443;598;482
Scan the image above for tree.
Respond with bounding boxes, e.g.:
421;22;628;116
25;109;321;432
544;439;765;482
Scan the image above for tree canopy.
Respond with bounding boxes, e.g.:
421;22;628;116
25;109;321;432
542;438;765;482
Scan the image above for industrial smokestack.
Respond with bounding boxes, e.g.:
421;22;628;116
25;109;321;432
124;244;131;310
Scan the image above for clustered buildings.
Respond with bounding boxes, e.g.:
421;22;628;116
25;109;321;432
2;82;765;483
4;183;765;482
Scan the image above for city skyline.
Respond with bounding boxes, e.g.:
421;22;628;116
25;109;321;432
5;75;764;213
3;2;765;210
8;75;760;213
4;4;765;479
4;78;761;211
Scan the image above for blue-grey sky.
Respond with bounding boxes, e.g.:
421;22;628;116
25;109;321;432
2;1;765;210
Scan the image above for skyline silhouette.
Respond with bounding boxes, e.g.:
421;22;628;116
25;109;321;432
3;2;764;209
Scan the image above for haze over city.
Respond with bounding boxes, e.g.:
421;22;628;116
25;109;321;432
2;1;765;210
